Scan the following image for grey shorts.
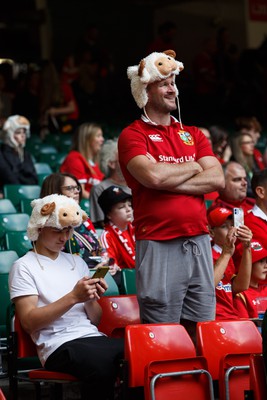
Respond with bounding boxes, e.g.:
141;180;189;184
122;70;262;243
135;234;215;323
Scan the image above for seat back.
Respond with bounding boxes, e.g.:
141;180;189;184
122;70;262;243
39;152;67;172
196;320;262;380
3;185;40;211
7;307;78;400
20;199;34;216
90;270;120;296
249;353;267;400
80;199;90;215
120;269;136;295
125;323;196;388
14;315;37;358
0;250;19;274
0;213;30;249
144;357;214;400
0;251;18;344
98;295;140;337
5;231;32;257
0;274;11;339
0;199;17;214
33;162;53;175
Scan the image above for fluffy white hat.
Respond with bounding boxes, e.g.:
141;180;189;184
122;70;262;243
2;115;30;148
27;194;88;241
127;49;184;109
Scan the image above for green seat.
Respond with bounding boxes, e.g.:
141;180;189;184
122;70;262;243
20;199;34;216
34;163;53;186
38;144;58;154
5;231;32;257
0;199;17;214
37;173;50;186
0;251;19;375
0;251;19;334
39;152;67;172
80;199;90;215
90;270;119;296
3;184;41;211
120;269;136;295
0;213;30;249
0;273;11;342
34;162;53;175
0;250;19;273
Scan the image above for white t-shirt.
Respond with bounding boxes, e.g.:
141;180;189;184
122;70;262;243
9;251;102;366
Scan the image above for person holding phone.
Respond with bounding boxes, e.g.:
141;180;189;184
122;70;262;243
207;205;253;320
8;194;124;400
118;50;224;344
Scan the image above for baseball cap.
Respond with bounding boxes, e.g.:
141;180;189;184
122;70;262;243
98;186;132;216
207;206;232;228
235;241;267;265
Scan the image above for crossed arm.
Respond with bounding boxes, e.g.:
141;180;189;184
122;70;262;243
127;154;225;195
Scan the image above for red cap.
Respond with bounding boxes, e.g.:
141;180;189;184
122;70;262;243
235;241;267;265
207;206;232;228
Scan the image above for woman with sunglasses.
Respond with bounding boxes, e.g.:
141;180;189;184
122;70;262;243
40;172;104;269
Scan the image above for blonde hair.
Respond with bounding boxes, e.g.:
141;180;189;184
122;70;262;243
72;122;102;174
230;132;254;174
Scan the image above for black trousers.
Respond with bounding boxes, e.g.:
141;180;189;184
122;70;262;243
45;336;124;400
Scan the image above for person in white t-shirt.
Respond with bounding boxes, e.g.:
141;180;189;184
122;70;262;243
8;193;124;400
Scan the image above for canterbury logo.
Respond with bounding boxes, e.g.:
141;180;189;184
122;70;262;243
148;134;163;142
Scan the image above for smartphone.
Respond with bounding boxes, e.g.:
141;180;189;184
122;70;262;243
91;266;109;279
233;207;244;228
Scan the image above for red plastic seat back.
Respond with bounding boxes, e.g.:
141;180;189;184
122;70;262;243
125;323;196;388
0;388;6;400
145;357;214;400
98;295;140;337
249;353;267;400
196;320;262;380
219;353;253;400
14;315;37;358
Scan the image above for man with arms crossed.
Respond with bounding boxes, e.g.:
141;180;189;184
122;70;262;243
118;50;224;343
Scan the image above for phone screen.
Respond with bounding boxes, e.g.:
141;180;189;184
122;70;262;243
91;266;109;279
233;208;244;228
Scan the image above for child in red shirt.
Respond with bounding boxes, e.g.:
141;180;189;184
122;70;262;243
207;206;253;320
234;241;267;318
98;186;135;287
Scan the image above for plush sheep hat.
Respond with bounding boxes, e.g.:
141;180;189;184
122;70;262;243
27;194;88;241
127;49;184;109
2;115;30;148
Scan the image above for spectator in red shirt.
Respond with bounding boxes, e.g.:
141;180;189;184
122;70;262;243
207;206;253;320
60;122;105;199
245;169;267;249
234;240;267;319
213;161;255;214
98;185;135;287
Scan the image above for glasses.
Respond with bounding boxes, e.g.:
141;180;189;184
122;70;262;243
61;185;81;193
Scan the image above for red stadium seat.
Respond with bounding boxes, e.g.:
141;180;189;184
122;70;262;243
98;294;140;338
196;319;262;400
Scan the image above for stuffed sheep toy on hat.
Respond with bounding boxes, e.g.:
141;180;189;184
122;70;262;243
2;115;30;148
27;194;88;241
127;49;184;109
